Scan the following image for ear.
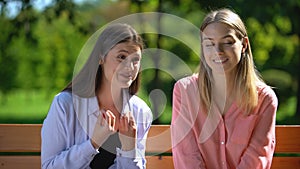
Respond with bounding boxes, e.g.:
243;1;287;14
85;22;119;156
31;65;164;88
99;59;104;65
242;37;248;53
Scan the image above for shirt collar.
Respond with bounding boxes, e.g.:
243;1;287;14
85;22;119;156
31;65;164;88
87;96;99;116
80;89;133;116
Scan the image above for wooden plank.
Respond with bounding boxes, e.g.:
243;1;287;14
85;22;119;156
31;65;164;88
1;156;298;169
0;156;41;169
146;156;300;169
0;124;300;169
0;124;42;152
146;156;174;169
271;157;300;169
275;125;300;153
1;124;299;153
146;125;172;153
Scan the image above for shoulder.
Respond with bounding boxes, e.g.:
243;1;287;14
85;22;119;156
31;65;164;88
130;95;153;121
257;82;278;106
52;91;73;106
44;91;75;127
131;95;151;112
48;91;75;114
173;74;199;97
174;74;198;89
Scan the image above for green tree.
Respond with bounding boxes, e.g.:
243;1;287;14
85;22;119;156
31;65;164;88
0;17;17;97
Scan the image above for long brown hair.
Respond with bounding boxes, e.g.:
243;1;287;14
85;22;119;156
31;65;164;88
198;8;263;115
63;23;144;97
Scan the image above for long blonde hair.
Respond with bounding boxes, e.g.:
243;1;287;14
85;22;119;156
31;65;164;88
198;8;263;115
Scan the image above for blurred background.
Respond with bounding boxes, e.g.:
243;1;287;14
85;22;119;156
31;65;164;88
0;0;299;125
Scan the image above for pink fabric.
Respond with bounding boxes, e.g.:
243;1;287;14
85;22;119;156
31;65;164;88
171;74;277;169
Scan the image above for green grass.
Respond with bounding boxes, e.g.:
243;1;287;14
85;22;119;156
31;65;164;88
0;88;173;124
0;89;299;124
0;90;56;124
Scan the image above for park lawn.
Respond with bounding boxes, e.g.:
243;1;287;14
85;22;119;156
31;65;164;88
0;90;55;124
0;89;298;124
0;89;173;124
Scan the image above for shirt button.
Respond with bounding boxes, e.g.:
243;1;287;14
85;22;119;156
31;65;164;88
221;141;225;145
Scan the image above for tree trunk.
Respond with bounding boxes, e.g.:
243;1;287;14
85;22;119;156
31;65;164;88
152;0;162;124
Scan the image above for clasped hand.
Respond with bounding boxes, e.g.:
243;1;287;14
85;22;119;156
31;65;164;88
91;110;136;151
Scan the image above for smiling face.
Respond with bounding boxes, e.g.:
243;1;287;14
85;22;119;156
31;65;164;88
201;22;247;76
102;41;142;89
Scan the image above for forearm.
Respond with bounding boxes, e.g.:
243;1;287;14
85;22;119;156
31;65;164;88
42;140;97;169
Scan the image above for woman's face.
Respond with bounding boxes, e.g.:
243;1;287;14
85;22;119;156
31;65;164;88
201;22;246;75
102;41;141;89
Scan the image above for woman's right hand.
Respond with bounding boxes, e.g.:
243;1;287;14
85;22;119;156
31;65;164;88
90;110;117;149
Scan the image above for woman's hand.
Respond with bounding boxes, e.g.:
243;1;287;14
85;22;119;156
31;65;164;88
119;112;137;151
91;110;117;149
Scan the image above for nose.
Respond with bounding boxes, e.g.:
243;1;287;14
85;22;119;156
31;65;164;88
124;59;134;70
214;44;224;55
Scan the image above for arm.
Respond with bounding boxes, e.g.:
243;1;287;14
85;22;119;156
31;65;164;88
171;82;206;169
41;93;97;169
237;87;278;169
110;107;152;169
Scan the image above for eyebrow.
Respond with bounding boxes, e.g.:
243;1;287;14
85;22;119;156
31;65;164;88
203;34;234;41
118;49;129;53
117;49;141;59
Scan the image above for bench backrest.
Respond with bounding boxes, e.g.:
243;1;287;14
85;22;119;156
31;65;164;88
0;124;299;169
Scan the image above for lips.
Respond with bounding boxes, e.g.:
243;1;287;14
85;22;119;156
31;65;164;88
213;58;228;64
120;73;133;80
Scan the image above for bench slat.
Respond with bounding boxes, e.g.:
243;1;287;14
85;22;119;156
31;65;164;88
0;124;42;152
275;125;300;153
146;125;300;154
0;156;41;169
0;124;299;169
146;156;174;169
1;156;298;169
271;157;300;169
146;125;172;153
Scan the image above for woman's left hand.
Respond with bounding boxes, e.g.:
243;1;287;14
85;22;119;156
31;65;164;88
119;112;137;151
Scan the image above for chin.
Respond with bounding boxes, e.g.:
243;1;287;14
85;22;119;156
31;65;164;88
119;81;132;88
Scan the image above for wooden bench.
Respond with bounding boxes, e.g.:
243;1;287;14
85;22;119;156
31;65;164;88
0;124;299;169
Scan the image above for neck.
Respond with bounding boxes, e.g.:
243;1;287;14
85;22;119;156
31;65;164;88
96;81;122;113
212;72;236;100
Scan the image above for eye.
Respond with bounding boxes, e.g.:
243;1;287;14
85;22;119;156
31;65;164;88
132;57;141;65
203;41;214;47
222;37;235;45
224;41;234;45
117;55;126;60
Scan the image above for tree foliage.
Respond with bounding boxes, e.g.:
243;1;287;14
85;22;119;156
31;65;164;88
0;0;299;124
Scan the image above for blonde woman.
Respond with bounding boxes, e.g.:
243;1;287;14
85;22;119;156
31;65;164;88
171;8;278;169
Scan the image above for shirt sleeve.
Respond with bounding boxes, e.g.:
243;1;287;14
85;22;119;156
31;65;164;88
108;148;142;169
109;102;152;169
41;93;98;169
171;81;206;169
237;87;278;169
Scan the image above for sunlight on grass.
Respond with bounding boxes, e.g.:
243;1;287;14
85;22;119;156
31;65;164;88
0;89;297;124
0;90;56;123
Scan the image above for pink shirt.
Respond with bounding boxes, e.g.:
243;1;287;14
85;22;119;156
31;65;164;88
171;74;278;169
